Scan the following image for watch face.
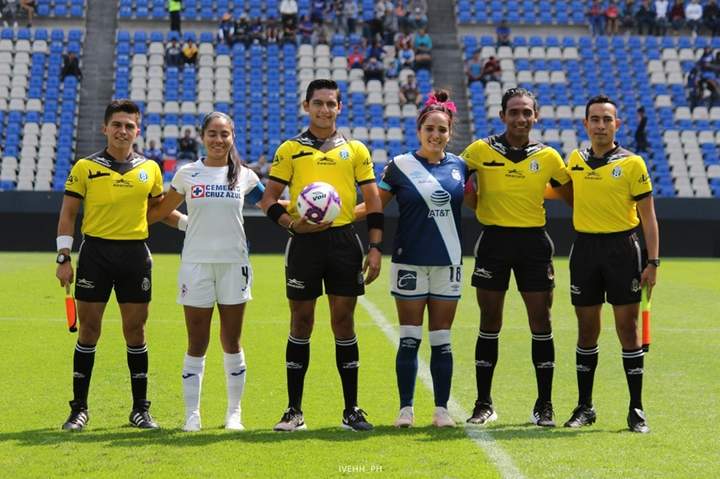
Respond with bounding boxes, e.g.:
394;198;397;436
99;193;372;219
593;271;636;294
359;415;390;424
56;253;68;264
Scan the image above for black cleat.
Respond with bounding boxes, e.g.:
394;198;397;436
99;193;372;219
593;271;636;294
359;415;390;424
466;401;497;425
129;400;159;429
627;408;650;433
564;404;596;428
342;407;373;431
62;401;89;431
273;407;307;432
531;400;556;427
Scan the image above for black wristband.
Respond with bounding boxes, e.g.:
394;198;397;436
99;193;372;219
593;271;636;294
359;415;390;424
368;242;383;253
366;212;384;231
267;202;288;224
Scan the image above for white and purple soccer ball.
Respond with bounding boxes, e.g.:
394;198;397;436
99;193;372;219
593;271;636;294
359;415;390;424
296;182;342;224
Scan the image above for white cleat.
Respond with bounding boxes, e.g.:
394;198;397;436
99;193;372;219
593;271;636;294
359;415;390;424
432;407;456;428
394;406;414;428
182;412;201;432
225;410;245;431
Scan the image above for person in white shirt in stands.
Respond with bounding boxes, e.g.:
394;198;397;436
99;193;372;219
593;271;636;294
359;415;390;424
148;111;264;432
685;0;703;35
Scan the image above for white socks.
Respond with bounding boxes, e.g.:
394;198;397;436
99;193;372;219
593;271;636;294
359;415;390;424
224;350;246;422
182;354;206;423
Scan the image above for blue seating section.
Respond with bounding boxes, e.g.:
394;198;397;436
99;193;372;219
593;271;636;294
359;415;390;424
35;0;86;18
118;0;283;20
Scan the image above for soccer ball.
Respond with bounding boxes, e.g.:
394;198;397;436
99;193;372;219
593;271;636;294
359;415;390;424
296;182;342;224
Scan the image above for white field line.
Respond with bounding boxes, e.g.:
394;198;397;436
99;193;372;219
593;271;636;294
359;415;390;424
359;297;525;479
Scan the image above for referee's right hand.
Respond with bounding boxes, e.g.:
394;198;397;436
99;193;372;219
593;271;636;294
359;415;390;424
291;216;332;234
56;262;74;287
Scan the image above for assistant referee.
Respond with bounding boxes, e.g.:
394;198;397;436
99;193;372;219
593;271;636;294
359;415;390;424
562;95;659;434
55;100;177;431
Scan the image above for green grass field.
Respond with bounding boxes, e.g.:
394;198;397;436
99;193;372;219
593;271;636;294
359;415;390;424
0;252;718;478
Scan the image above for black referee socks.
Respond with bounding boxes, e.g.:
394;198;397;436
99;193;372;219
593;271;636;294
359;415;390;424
531;331;555;403
286;335;310;410
127;344;149;410
72;342;96;408
335;336;359;411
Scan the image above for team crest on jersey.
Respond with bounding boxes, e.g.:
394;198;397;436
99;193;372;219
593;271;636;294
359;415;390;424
612;166;622;178
191;184;206;198
529;159;540;173
138;170;148;183
631;278;641;292
141;277;151;291
339;149;350;160
397;270;417;290
451;168;462;181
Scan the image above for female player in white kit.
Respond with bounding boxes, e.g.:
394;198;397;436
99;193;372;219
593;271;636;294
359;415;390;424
148;112;264;431
357;90;471;427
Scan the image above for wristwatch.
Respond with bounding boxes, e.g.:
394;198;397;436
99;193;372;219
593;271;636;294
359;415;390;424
647;259;660;267
368;242;383;253
56;253;71;264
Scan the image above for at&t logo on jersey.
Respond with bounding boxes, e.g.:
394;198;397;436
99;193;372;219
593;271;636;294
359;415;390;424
191;184;206;198
428;190;452;218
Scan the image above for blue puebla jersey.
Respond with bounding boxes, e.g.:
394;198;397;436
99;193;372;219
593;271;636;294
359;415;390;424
380;152;469;266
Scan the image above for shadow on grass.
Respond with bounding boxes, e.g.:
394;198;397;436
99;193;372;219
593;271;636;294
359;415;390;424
470;421;621;441
0;424;473;448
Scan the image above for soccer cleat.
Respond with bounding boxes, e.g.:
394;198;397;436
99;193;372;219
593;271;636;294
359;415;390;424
183;412;201;432
273;407;307;432
563;404;596;428
394;406;414;428
466;401;497;425
627;408;650;434
432;406;456;428
530;400;556;427
62;401;89;431
342;407;373;431
225;410;245;431
129;401;160;429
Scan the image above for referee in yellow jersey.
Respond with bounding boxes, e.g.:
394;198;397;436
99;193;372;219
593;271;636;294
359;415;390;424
461;88;572;427
563;95;659;433
55;100;179;431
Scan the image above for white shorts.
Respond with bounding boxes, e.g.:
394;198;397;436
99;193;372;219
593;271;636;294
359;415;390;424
177;262;253;308
390;262;462;300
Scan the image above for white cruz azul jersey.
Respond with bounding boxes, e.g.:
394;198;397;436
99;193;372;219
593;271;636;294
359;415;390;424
171;159;263;263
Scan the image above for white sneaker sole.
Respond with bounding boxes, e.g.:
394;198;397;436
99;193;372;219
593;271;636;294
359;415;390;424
466;410;498;426
273;423;307;432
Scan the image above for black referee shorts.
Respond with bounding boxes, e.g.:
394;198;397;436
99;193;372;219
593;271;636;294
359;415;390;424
284;224;365;300
75;236;153;303
569;230;643;306
471;226;555;292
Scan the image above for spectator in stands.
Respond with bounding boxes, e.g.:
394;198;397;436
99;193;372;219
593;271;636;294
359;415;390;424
620;0;638;32
480;56;501;85
144;140;164;167
606;0;620;35
703;0;720;35
217;12;235;46
635;0;656;35
685;0;703;35
1;0;19;28
165;39;184;68
398;38;415;69
367;39;384;61
282;24;297;44
298;14;314;44
396;1;410;33
414;42;433;71
314;25;329;46
61;52;83;82
363;56;385;84
687;66;704;108
654;0;670;36
249;154;270;182
266;17;281;44
383;2;399;45
386;55;402;79
635;107;648;153
19;0;33;27
496;19;511;47
399;73;422;106
280;0;299;29
348;44;365;69
668;0;685;33
369;0;385;40
587;0;606;36
408;5;429;31
343;0;359;34
168;0;182;33
182;39;198;66
178;129;199;164
466;51;484;85
310;0;328;25
413;27;432;51
233;15;251;46
250;17;266;45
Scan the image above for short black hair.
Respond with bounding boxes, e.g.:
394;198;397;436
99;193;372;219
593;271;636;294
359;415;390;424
305;79;342;104
585;95;618;119
104;99;141;124
501;87;538;113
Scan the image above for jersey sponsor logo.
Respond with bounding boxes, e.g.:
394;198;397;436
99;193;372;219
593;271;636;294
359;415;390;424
429;190;450;207
473;267;493;279
191;184;206;198
451;168;462;181
138;170;149;183
612;166;622;178
76;278;95;289
287;278;305;289
397;270;417;290
570;285;582;295
317;157;336;166
428;209;451;218
529;159;540;172
584;171;602;180
88;170;111;180
141;277;151;291
113;178;133;188
505;168;525;178
291;150;313;159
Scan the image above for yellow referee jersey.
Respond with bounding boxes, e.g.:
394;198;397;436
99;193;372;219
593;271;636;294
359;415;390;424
566;145;652;233
269;130;375;226
461;135;570;227
64;150;163;240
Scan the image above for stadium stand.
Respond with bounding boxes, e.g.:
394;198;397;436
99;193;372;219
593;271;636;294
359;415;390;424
0;27;82;192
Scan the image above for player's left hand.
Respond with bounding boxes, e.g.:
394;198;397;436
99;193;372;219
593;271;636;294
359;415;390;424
363;248;381;285
292;216;331;234
640;266;657;298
